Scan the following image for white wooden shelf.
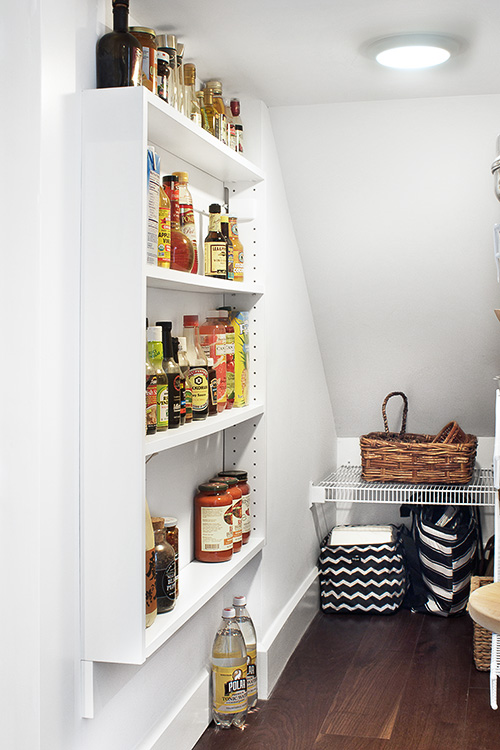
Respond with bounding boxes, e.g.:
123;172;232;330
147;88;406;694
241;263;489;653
146;265;264;296
145;403;264;456
145;536;265;658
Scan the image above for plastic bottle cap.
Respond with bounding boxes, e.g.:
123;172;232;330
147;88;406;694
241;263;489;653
183;315;199;327
147;326;162;342
209;203;221;213
222;607;235;619
164;517;178;527
156;320;173;331
233;595;246;607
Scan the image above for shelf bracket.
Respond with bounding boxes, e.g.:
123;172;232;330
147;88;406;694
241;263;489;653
81;660;94;719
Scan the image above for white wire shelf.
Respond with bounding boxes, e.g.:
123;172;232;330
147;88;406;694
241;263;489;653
310;465;495;506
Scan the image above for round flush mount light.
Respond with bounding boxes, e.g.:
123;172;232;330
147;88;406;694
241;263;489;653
366;34;460;69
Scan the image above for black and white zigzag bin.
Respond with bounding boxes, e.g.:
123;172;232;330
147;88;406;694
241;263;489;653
318;525;407;614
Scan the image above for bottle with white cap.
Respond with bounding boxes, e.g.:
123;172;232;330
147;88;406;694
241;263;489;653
211;606;248;728
233;595;257;708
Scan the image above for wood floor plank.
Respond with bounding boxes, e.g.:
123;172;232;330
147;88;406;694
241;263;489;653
464;688;500;750
314;734;390;750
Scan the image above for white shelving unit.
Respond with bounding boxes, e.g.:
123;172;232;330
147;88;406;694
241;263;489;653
80;87;267;714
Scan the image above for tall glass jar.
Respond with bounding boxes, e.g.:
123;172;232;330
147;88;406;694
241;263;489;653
129;27;157;93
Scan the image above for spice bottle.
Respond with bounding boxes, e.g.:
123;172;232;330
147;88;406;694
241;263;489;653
164;517;179;597
233;595;257;708
129;27;157;93
211;607;248;728
145;501;157;627
204;204;227;279
151;517;176;613
218;470;251;544
210;477;242;553
194;482;233;562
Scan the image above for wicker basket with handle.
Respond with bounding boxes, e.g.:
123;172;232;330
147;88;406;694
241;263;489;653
360;392;477;484
469;576;493;670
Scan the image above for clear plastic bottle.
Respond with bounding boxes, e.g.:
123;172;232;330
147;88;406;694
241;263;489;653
211;607;248;728
233;595;257;708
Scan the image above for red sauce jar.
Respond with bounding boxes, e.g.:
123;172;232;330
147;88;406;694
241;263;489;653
194;482;233;562
218;470;251;544
210;477;242;553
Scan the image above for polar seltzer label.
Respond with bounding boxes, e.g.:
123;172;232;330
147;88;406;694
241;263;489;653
212;663;247;714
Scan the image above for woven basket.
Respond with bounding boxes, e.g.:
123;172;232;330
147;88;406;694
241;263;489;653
360;392;477;484
469;576;493;670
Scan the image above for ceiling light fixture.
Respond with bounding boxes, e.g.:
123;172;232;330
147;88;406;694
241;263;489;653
366;34;460;70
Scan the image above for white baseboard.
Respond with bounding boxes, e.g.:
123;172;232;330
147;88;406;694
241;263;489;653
257;568;319;699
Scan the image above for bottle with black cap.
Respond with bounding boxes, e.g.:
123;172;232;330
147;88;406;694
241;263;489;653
96;0;142;88
204;204;227;279
156;321;181;429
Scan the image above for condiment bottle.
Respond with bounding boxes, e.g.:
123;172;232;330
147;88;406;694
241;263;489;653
207;358;218;416
210;477;242;553
157;34;177;105
147;326;168;431
129;27;157;93
230;98;244;153
183;63;202;126
151;517;176;613
176;336;192;423
156;321;181;428
172;337;186;425
204;204;227;279
201;88;217;137
233;595;257;708
220;215;234;281
164;517;179;597
218;470;251;544
211;607;248;728
146;335;157;435
172;172;198;274
200;311;227;413
162;175;195;273
194;482;233;562
216;308;235;409
96;0;142;89
183;316;208;421
157;184;171;268
205;80;228;145
156;40;170;102
229;216;244;282
145;501;157;627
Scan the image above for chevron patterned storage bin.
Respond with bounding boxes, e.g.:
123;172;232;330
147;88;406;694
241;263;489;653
318;525;407;614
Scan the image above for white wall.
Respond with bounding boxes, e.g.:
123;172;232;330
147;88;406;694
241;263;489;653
270;95;500;439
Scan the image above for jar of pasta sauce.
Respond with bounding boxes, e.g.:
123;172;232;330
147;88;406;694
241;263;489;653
194;482;233;562
129;27;157;93
210;477;242;553
218;470;251;544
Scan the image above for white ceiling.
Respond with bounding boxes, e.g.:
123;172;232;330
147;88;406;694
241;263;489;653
136;0;500;107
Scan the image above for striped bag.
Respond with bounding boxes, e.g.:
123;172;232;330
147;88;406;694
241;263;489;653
412;506;478;616
318;525;407;614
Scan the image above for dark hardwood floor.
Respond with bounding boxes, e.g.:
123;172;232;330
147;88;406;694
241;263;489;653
194;609;500;750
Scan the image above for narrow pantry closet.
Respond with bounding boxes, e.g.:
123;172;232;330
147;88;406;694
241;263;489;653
6;1;500;750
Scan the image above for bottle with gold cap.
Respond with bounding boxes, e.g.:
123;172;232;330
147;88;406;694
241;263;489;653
205;80;228;145
172;171;198;274
175;42;185;113
183;63;202;126
201;88;217;137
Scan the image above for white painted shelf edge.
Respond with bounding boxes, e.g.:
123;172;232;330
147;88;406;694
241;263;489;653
145;536;265;658
145;402;265;456
146;265;264;295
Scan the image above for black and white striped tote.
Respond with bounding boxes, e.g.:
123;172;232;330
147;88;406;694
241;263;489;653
413;506;478;617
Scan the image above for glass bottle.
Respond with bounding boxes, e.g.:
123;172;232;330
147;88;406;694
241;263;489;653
205;80;228;145
220;215;234;281
147;326;168;431
233;595;257;708
145;501;157;627
172;172;198;274
157;34;177;106
157;184;171;268
164;517;179;597
183;63;202;126
172;337;186;425
216;308;235;409
151;517;176;613
230;99;244;153
128;27;157;93
194;483;233;562
225;100;236;151
183;315;208;421
200;311;227;413
96;0;142;89
201;88;217;137
211;607;248;728
218;470;251;544
207;358;218;416
176;336;192;423
156;40;170;102
229;216;244;282
176;42;185;113
156;321;181;429
210;477;242;553
146;335;157;435
204;204;227;279
162;175;195;272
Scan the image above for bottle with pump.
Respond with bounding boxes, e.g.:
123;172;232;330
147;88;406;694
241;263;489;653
233;595;257;708
211;607;248;728
172;172;198;274
162;175;195;272
204;204;227;279
147;326;168;431
183;316;208;421
96;0;142;89
156;321;181;428
176;336;192;423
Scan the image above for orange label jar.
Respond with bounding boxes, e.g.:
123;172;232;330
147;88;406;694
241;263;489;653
195;482;233;562
211;477;242;553
218;470;251;544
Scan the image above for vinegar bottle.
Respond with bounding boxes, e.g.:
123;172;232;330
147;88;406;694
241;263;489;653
96;0;142;89
233;595;257;708
211;607;248;728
